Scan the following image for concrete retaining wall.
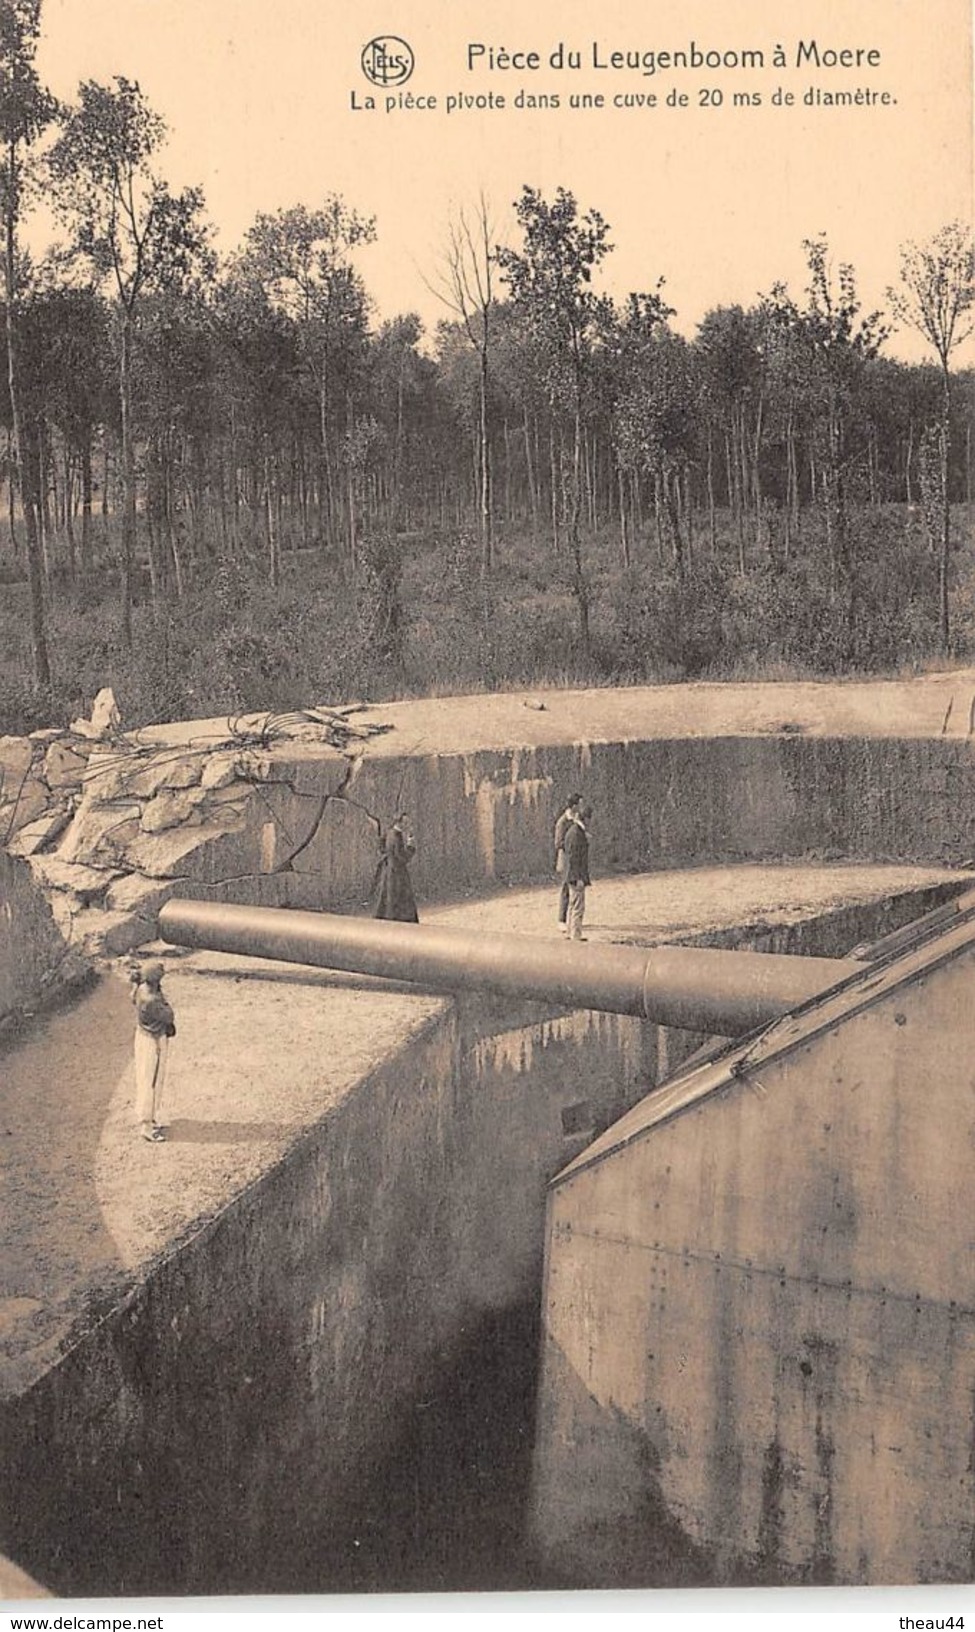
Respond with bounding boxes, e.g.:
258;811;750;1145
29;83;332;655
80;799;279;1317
532;943;975;1587
0;990;659;1594
8;725;975;976
177;735;975;912
0;885;948;1595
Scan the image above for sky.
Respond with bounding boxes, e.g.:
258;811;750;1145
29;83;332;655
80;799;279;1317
31;0;975;364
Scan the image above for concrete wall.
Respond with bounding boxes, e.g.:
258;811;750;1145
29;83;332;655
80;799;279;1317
13;727;975;968
0;851;86;1028
0;887;944;1595
532;947;975;1586
115;734;975;913
0;991;659;1594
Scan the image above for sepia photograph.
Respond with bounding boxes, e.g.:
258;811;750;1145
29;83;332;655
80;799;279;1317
0;0;973;1617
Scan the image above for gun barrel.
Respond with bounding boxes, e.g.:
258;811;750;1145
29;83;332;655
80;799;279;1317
158;900;861;1037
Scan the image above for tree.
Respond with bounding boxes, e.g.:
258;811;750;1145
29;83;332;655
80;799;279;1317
0;0;57;686
496;186;613;655
237;199;375;555
24;281;113;573
211;268;304;581
768;239;887;592
890;222;975;651
614;325;696;577
428;195;497;571
47;76;213;643
368;312;427;526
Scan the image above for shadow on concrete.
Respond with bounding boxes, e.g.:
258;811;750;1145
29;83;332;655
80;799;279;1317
0;974;134;1346
281;1301;559;1595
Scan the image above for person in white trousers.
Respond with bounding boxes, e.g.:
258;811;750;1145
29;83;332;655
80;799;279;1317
132;962;176;1142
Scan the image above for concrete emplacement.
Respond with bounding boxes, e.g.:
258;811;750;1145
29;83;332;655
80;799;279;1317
3;675;975;1595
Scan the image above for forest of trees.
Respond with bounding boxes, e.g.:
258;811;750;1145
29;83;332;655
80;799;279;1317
0;0;973;733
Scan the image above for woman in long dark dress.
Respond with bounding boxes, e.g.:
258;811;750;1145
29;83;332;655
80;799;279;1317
371;813;419;921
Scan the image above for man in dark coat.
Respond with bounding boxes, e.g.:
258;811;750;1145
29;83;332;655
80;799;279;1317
563;805;592;941
553;792;583;933
371;813;419;922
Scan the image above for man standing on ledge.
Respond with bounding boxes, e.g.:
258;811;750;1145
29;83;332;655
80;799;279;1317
563;804;592;942
131;962;176;1142
553;792;582;933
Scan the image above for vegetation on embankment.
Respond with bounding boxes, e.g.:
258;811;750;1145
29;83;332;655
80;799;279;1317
1;503;971;737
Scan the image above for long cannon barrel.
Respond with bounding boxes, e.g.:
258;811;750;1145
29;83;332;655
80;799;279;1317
157;899;863;1037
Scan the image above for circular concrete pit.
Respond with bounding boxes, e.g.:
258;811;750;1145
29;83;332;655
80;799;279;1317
2;675;975;1593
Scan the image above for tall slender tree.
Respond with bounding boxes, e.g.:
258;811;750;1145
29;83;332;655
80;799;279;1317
237;199;375;554
47;76;212;643
890;222;975;651
428;195;497;571
0;0;56;686
496;186;612;655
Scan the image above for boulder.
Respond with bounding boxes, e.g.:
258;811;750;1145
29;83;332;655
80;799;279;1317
70;686;121;740
75;907;152;958
105;873;174;917
57;802;142;866
140;787;208;834
29;856;120;906
124;813;254;879
202;782;251;807
200;753;242;791
7;807;75;858
94;752;206;801
0;777;50;840
43;739;91;791
0;736;32;784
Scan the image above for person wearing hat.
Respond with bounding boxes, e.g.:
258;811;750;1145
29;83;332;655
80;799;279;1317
131;961;176;1142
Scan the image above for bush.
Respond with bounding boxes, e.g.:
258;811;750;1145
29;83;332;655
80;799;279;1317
2;503;973;734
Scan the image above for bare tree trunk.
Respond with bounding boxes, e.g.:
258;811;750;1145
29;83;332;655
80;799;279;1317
80;439;92;570
939;371;952;652
569;393;590;658
653;472;665;561
752;396;764;551
706;424;716;555
36;424;50;582
264;448;280;588
736;405;748;574
618;463;629;567
478;343;492;571
62;445;77;578
5;139;49;687
7;454;16;557
523;408;538;537
119;309;137;645
548;417;559;553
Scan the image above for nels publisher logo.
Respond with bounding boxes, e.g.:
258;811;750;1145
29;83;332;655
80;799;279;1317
361;36;415;87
